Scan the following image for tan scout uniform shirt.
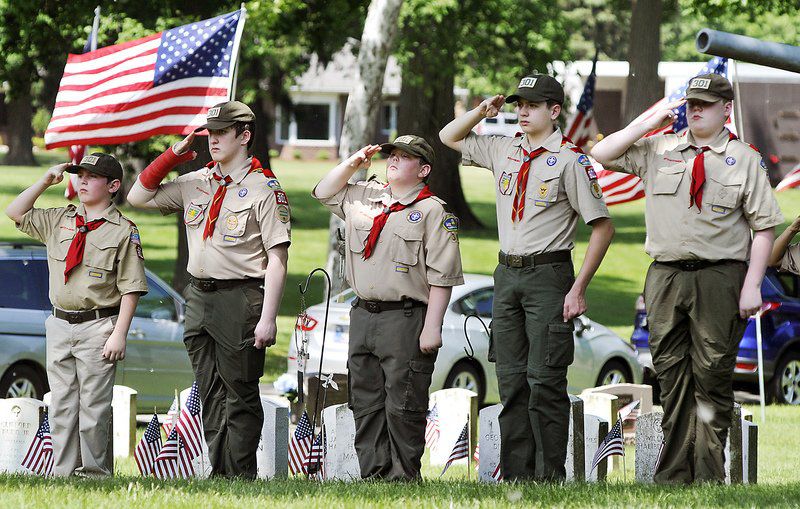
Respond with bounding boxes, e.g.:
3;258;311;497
461;128;610;255
315;180;464;303
152;158;291;280
18;203;148;311
605;128;783;262
779;243;800;274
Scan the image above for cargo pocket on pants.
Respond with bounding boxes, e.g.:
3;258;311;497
546;322;575;368
402;360;434;412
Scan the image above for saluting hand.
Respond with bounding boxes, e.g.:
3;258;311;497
478;95;505;119
348;145;381;171
254;318;277;349
642;99;686;132
41;163;70;187
173;132;198;158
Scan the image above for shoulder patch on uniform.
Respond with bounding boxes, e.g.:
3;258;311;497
265;178;282;190
577;154;592;166
276;204;290;223
591;181;603;199
442;213;459;232
129;227;144;259
273;190;289;205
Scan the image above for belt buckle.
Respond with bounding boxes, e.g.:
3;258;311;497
66;311;82;324
196;279;216;292
508;254;524;268
682;261;700;271
364;301;381;313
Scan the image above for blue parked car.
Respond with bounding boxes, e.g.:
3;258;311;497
632;268;800;405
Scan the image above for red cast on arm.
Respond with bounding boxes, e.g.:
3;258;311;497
139;147;196;190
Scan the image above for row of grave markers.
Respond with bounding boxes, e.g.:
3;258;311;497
0;384;757;482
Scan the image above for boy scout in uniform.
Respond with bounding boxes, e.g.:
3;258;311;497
592;74;782;484
440;74;614;481
313;135;463;480
6;154;147;476
769;215;800;272
127;101;290;478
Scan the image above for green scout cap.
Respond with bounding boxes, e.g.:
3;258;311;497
195;100;255;132
380;134;435;165
65;152;123;181
684;74;734;102
505;74;565;105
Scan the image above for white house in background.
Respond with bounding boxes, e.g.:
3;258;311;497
275;47;402;160
555;60;800;178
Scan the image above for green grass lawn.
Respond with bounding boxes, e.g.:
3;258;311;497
2;156;800;506
0;404;797;507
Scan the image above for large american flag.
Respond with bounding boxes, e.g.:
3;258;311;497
175;382;203;460
590;418;624;472
439;422;469;477
21;412;54;476
44;9;246;149
135;413;163;476
289;410;314;475
565;56;598;151
153;427;195;479
594;57;732;206
425;403;440;449
777;164;800;192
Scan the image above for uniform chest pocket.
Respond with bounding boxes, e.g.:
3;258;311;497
184;200;210;228
85;236;119;271
706;173;743;211
348;223;372;254
48;230;74;262
652;166;686;195
529;166;562;204
391;228;423;266
220;200;252;239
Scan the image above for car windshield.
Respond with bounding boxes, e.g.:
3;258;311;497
457;287;493;318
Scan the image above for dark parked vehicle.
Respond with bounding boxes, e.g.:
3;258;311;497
632;268;800;405
0;242;194;411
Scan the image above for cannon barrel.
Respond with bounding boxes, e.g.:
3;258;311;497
696;29;800;74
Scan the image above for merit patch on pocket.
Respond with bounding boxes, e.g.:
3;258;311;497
395;265;409;273
88;270;103;278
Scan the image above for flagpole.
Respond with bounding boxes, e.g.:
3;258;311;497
466;412;471;482
91;6;100;52
619;410;627;483
731;59;744;136
229;4;248;101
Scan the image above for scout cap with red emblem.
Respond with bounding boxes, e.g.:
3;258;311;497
505;73;565;105
65;152;123;181
380;134;435;166
684;73;734;102
195;100;255;132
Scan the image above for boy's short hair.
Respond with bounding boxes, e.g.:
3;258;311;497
234;120;256;150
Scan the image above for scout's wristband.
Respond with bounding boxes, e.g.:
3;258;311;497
139;147;196;190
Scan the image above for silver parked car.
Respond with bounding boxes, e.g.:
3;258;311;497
0;243;194;411
286;274;643;405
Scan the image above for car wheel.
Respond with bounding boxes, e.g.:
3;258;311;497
596;360;631;387
771;351;800;405
0;364;47;400
444;361;485;405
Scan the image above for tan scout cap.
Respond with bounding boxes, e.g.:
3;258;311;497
684;74;734;102
195;100;255;132
381;134;435;165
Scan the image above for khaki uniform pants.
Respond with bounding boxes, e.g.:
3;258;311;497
492;261;575;481
45;315;116;477
183;281;265;479
645;261;748;484
348;304;434;481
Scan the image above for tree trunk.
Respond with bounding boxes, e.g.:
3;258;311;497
396;43;482;229
326;0;404;295
172;139;211;292
623;0;664;124
5;87;36;166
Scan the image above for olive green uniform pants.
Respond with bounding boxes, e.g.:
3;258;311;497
183;280;265;479
645;261;748;484
492;261;575;481
347;303;435;481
